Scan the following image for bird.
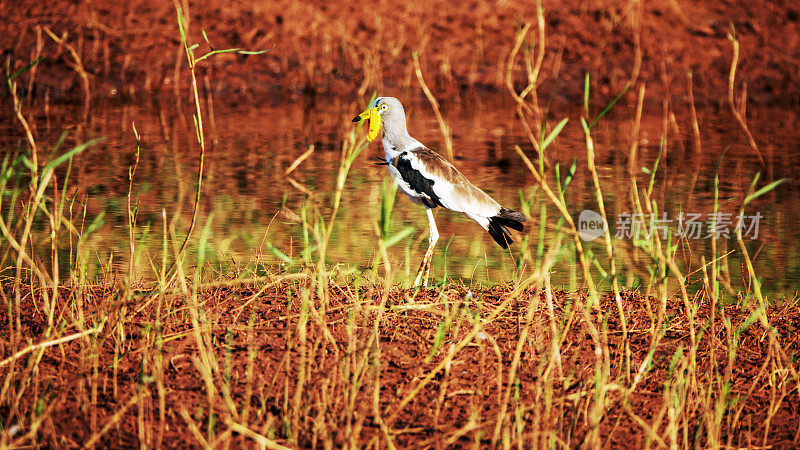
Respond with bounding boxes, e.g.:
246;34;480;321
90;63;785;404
352;97;525;287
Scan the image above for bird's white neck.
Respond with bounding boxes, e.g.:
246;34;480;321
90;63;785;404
380;117;422;162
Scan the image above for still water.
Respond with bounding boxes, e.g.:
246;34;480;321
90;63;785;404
4;93;799;296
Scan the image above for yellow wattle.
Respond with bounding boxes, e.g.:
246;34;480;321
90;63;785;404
367;107;381;141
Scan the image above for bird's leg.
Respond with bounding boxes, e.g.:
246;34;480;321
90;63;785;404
414;208;439;287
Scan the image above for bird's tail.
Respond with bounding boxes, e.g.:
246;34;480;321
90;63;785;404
487;207;526;249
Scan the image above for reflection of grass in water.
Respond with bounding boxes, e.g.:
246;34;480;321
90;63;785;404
2;5;799;449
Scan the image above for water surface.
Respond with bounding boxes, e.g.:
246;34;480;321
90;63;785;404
3;93;799;296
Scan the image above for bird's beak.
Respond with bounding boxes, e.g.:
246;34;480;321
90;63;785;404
352;106;382;141
351;110;369;123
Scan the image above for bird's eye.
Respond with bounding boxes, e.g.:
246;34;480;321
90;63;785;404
380;104;388;111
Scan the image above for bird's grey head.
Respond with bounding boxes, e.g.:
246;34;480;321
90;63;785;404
371;97;407;139
370;96;403;113
352;96;413;144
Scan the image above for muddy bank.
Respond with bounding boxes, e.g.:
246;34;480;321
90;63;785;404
2;0;799;106
6;282;799;447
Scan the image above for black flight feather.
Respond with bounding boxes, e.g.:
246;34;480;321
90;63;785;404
486;208;526;248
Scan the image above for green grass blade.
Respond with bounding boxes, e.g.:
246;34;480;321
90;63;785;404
589;81;631;128
540;118;568;152
744;178;789;205
384;226;414;248
7;56;44;82
266;242;293;265
583;73;590;117
43;138;104;173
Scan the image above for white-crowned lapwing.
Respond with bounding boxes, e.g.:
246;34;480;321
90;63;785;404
353;97;525;287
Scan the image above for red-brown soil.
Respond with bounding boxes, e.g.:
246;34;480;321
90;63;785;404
4;281;800;447
2;0;799;105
